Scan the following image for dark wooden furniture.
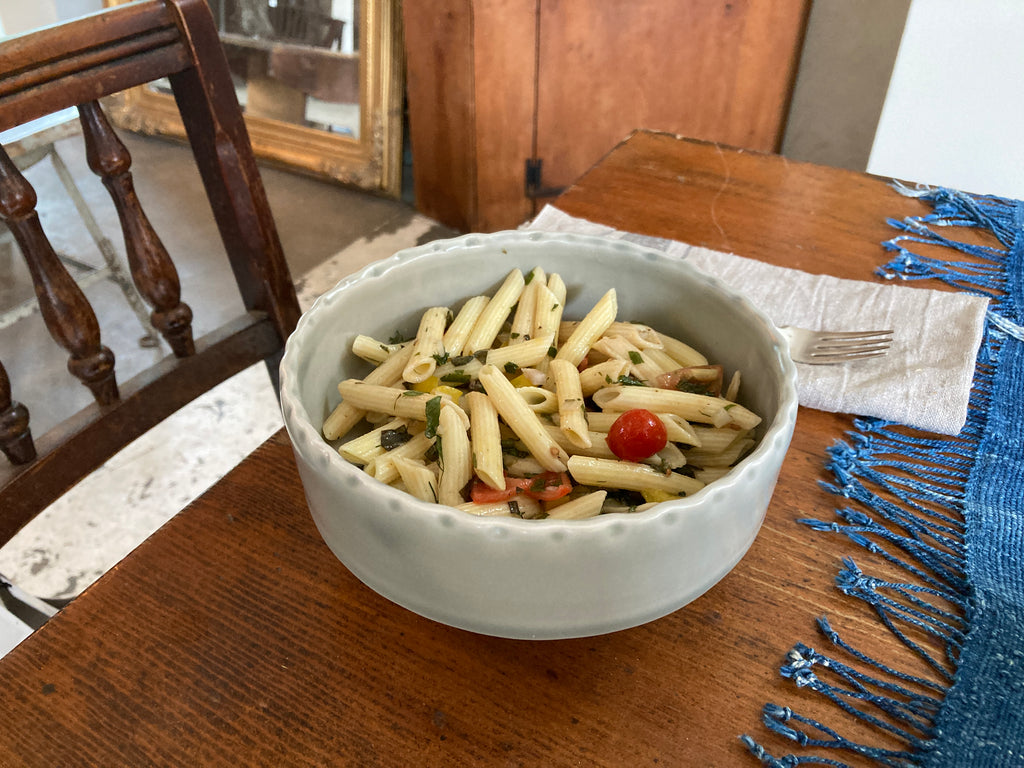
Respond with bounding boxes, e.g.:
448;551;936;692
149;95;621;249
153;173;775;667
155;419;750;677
403;0;810;232
0;0;301;543
0;132;966;766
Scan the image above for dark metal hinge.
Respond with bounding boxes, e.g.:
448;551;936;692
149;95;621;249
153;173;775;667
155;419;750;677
524;158;565;199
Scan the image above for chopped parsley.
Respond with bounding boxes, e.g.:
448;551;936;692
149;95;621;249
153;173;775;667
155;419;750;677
547;346;557;358
380;425;412;451
616;374;647;387
504;361;522;377
432;351;450;365
450;354;475;366
387;331;410;345
424;395;442;438
441;371;471;385
628;350;644;365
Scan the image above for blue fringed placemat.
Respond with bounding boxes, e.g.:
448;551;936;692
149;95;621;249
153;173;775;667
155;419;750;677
742;187;1024;767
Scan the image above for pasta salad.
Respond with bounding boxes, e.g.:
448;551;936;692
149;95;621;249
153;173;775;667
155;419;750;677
322;267;762;520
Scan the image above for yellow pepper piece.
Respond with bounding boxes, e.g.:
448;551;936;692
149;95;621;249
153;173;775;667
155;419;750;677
411;376;439;393
641;489;680;504
509;374;531;388
433;385;463;404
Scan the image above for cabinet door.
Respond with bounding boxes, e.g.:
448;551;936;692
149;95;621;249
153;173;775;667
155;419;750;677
533;0;809;204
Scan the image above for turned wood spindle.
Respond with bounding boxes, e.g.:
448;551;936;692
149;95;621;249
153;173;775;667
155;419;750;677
0;145;118;405
0;359;36;465
78;101;195;357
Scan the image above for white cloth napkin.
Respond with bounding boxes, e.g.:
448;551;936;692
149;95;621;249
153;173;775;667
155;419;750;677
524;205;990;435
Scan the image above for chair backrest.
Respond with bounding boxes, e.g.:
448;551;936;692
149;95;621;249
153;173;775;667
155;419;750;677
0;0;301;543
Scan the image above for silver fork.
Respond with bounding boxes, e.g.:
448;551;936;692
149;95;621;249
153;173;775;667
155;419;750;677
779;326;894;365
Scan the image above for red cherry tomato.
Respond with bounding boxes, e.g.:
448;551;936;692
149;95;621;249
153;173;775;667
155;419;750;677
469;472;573;503
606;409;668;462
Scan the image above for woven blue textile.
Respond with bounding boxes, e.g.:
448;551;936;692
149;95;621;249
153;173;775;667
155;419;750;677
742;187;1024;767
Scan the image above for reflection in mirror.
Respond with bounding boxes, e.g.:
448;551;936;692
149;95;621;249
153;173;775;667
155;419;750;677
158;0;361;137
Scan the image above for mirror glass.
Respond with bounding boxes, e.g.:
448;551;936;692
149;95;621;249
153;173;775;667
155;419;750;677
202;0;360;138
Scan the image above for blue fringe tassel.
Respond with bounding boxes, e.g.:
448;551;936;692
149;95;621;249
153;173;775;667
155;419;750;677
741;185;1023;766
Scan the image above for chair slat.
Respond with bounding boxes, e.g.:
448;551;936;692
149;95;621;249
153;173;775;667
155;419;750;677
0;145;118;406
79;101;195;357
0;360;36;465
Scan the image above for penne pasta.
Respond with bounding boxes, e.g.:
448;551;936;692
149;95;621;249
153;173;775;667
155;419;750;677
465;391;504;490
592;385;761;430
404;306;450;383
555;288;617;367
392;456;439;504
655;331;709;367
549;358;591;449
437;405;473;506
351;335;408;364
545;490;607;520
443;295;489;356
567;455;704;497
478;364;568;472
485;334;555;370
464;269;526;353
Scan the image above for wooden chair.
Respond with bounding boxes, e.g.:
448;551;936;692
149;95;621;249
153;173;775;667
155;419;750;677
0;1;301;546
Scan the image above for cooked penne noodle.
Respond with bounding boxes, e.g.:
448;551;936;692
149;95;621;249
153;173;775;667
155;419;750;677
485;334;555;370
464;269;526;353
578;359;630;396
404;306;450;383
545;490;607;520
465;391;504;490
337;380;469;429
443;295;489;355
725;370;741;402
392;456;439;503
543;425;618;460
478;364;568;472
567;455;705;496
351;335;408;364
509;268;544;343
323;345;415;440
602;322;663;349
457;496;544;518
690;425;745;454
592;385;761;430
515;386;558;414
555;288;617;367
338;417;410;465
591;336;663;383
365;431;436;485
549;358;591;449
656;331;709;367
685;438;755;468
531;282;563;374
437;405;473;506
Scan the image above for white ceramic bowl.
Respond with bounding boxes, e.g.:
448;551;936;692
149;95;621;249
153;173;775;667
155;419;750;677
280;231;798;640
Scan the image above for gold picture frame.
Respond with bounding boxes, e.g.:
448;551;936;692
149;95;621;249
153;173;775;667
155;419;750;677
103;0;403;198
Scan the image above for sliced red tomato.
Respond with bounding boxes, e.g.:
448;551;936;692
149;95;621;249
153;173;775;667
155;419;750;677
469;476;522;503
606;409;668;462
469;472;573;503
521;471;573;501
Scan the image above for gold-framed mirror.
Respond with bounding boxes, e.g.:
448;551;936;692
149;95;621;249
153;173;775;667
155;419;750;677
104;0;403;197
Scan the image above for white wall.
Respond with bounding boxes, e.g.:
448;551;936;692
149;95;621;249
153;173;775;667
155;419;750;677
868;0;1024;198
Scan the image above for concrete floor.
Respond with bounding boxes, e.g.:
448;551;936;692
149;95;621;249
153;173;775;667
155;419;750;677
0;130;453;599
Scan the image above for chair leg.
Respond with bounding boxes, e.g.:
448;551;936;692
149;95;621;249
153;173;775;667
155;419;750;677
46;146;160;348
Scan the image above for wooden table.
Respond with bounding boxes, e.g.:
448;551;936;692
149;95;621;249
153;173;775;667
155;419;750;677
0;131;959;766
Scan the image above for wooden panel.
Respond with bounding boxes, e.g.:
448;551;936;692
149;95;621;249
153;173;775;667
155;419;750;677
402;0;479;232
535;0;810;195
470;0;537;232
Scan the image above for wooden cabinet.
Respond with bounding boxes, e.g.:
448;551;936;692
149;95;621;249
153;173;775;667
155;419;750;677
404;0;810;233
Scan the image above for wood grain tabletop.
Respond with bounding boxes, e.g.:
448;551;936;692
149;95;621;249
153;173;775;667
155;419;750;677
0;131;966;767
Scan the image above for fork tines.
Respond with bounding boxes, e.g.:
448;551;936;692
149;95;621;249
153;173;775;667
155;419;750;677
810;329;894;361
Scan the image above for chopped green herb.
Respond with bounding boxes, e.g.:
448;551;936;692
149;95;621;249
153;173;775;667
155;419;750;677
424;395;442;438
380;425;413;451
508;499;523;518
525;269;536;285
473;349;489;363
675;381;713;395
547;346;557;358
510;332;520;339
504;361;522;377
401;389;426;396
616;374;647;387
500;439;529;458
628;350;644;365
432;351;450;365
440;371;471;385
724;403;737;411
387;331;410;345
451;354;474;366
552;303;560;311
